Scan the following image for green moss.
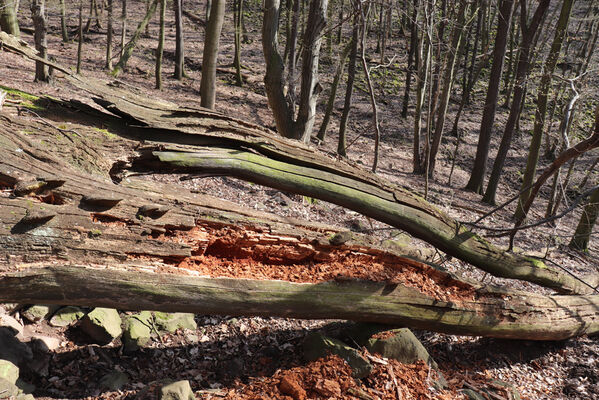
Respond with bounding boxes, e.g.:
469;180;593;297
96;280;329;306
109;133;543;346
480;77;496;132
95;127;117;139
0;85;39;102
525;257;547;269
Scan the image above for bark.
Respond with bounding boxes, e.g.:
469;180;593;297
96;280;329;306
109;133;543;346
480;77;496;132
465;0;514;193
31;0;49;82
569;186;599;252
112;0;158;77
1;30;596;298
515;0;575;220
173;0;185;80
155;0;166;90
401;0;417;119
482;0;550;205
0;0;19;36
285;0;300;110
200;0;225;109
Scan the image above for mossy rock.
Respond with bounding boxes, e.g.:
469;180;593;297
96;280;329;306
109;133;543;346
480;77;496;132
0;377;19;398
303;333;372;379
123;311;153;352
0;360;19;384
79;308;122;344
49;306;85;327
159;380;195;400
21;305;58;323
153;312;196;333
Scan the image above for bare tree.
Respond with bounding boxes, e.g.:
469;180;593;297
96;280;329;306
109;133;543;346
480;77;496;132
0;0;19;36
156;0;166;89
30;0;49;82
173;0;185;80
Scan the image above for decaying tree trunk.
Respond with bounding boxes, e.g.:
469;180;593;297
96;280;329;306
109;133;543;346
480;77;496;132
2;32;599;341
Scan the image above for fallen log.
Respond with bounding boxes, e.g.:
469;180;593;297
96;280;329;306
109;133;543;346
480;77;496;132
0;32;595;297
1;75;599;340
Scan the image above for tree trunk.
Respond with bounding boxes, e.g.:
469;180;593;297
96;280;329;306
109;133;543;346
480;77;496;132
233;0;243;86
317;41;352;142
294;0;328;143
120;0;127;57
0;0;19;36
426;0;468;177
337;15;359;156
30;0;49;82
112;0;158;77
155;0;166;90
515;0;574;220
401;0;417;119
173;0;185;80
105;0;113;69
59;0;69;41
569;186;599;252
77;0;83;73
285;0;300;111
482;0;550;205
200;0;225;109
465;0;514;193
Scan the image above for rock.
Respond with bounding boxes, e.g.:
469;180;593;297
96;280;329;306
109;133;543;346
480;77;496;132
303;333;372;379
15;378;35;394
0;378;19;398
279;374;306;400
49;306;84;327
272;192;293;206
16;394;35;400
159;380;195;400
366;328;437;367
366;328;446;388
0;328;33;367
0;360;19;384
21;305;58;323
329;231;352;246
153;312;196;333
123;311;153;352
348;218;369;233
79;308;122;344
0;314;23;336
100;370;129;391
29;334;61;352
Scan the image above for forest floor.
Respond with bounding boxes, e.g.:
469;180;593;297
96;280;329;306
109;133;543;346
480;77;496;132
1;0;599;399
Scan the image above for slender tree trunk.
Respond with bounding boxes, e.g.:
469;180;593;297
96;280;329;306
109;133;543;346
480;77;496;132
233;0;243;86
569;186;599;252
317;41;352;142
0;0;19;36
112;0;158;77
105;0;113;69
200;0;225;109
426;0;468;177
173;0;185;80
401;0;417;119
338;15;359;156
31;0;49;82
77;0;83;73
515;0;574;220
59;0;68;41
465;0;514;193
483;0;550;205
413;2;429;173
155;0;166;90
120;0;126;58
286;0;300;112
84;0;94;33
